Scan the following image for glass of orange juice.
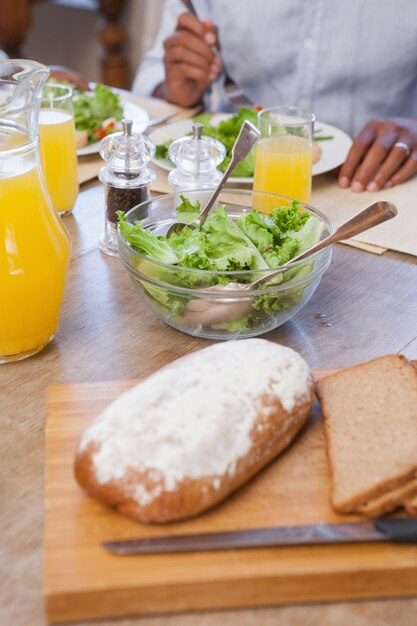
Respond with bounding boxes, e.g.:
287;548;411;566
0;60;71;364
39;84;79;216
253;106;315;210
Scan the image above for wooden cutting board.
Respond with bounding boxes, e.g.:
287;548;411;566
43;371;417;623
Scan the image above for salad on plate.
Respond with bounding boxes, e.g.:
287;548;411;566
46;80;134;149
153;107;336;179
155;107;259;178
72;83;124;147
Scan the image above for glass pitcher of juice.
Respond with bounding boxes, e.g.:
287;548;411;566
0;60;71;363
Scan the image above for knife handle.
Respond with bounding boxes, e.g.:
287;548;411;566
375;518;417;542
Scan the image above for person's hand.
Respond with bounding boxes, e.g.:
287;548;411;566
49;65;90;91
338;118;417;191
155;12;222;107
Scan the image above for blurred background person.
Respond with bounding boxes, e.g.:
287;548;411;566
133;0;417;192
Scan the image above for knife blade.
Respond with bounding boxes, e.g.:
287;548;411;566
103;518;417;555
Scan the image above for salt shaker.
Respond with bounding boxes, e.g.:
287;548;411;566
99;119;155;256
168;122;226;206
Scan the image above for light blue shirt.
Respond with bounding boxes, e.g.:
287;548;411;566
133;0;417;137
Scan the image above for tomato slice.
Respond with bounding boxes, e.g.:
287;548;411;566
93;128;107;141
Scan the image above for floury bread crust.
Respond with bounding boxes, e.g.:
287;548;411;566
75;339;314;524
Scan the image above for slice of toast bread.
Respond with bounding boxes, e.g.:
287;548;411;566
316;354;417;514
404;493;417;516
358;477;417;517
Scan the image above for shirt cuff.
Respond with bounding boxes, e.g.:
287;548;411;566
131;63;166;98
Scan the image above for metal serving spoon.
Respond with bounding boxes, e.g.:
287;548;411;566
166;120;260;236
181;200;398;327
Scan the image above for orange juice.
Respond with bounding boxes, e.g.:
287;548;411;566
39;108;79;215
253;135;312;211
0;160;70;360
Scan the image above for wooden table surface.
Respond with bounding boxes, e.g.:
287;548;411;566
2;180;417;626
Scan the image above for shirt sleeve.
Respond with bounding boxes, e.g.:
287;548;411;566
132;0;185;97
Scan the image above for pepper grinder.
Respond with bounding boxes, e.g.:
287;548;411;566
99;119;156;256
168;122;226;206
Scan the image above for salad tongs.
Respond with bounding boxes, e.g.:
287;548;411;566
182;201;398;327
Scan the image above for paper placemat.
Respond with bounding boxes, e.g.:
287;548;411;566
311;173;417;257
78;154;102;185
339;240;386;255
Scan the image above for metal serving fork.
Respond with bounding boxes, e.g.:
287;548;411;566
180;0;254;108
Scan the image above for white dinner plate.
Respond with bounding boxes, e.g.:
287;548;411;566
312;121;353;176
148;114;352;182
77;100;149;157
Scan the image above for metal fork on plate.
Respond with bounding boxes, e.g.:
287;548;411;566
180;0;254;108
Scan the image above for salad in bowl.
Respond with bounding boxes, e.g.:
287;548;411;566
117;189;333;340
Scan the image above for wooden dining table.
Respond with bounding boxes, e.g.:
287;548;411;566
2;145;417;626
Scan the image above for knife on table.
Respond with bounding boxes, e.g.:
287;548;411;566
103;518;417;555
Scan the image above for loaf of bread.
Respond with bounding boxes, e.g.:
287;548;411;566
75;339;314;523
316;354;417;515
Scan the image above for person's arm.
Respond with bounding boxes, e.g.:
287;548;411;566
49;65;89;91
339;118;417;191
132;1;221;107
132;0;182;99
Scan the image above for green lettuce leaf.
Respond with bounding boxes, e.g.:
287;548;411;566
289;214;325;254
175;194;201;224
192;113;214;127
140;282;188;319
217;107;258;135
155;143;169;159
73;83;123;141
117;212;179;265
167;226;210;269
202;205;268;270
263;237;300;268
270;201;310;234
237;201;312;268
168;205;268;272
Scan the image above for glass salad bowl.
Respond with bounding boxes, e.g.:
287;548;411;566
117;189;333;340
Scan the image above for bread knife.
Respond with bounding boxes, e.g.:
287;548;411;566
103;518;417;555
